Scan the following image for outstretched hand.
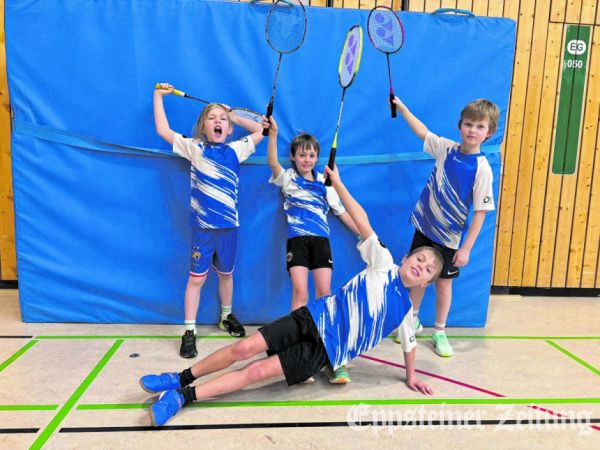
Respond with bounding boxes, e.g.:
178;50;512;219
268;116;278;136
324;164;341;187
406;376;433;395
155;82;174;96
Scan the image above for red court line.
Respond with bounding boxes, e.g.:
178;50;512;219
359;354;599;432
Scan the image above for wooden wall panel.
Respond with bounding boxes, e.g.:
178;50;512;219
521;23;563;286
493;0;529;286
507;0;550;286
567;26;599;287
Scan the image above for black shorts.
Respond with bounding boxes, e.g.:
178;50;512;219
286;236;333;271
411;229;460;279
258;306;330;385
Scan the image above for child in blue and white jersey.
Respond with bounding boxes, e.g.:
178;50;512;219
390;96;498;358
266;116;359;383
154;83;268;359
140;164;444;427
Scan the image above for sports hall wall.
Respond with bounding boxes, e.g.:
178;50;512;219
1;2;552;326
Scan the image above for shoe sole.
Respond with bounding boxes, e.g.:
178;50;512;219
150;409;158;427
180;351;198;358
328;377;351;385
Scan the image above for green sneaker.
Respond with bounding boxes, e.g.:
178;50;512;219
413;317;423;334
432;331;454;357
325;365;351;384
395;317;422;344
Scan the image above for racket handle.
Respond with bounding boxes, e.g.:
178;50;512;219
155;83;185;97
324;147;337;187
390;93;397;118
262;102;274;136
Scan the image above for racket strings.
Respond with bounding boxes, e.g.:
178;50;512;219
266;2;307;54
339;27;363;88
368;9;404;53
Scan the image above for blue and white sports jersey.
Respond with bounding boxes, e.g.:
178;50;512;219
174;133;255;229
270;168;346;238
306;234;416;370
410;132;495;249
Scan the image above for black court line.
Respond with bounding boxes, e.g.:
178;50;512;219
60;418;600;432
0;428;39;434
0;336;34;339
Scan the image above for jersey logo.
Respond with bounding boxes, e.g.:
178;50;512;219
409;335;415;342
286;252;293;263
483;196;491;204
446;268;459;276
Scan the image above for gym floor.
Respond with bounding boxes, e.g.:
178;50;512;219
1;289;598;449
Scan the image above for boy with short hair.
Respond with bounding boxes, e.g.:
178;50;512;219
140;164;443;427
391;96;499;357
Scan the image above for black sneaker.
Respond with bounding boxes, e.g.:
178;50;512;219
219;313;246;337
179;330;198;358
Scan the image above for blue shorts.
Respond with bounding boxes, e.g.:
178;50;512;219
190;228;238;277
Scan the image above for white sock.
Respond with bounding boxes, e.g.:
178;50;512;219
221;305;232;322
184;320;196;334
434;322;446;334
413;310;419;320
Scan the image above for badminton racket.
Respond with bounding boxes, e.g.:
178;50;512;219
262;0;308;136
325;25;363;187
367;6;405;118
155;83;264;140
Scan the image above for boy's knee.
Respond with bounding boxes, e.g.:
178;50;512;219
292;287;308;302
244;360;270;384
435;278;452;293
217;272;233;280
231;339;255;360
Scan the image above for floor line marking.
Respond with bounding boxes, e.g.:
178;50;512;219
546;340;600;377
0;340;38;373
29;340;123;450
0;405;58;411
76;397;600;411
57;417;600;433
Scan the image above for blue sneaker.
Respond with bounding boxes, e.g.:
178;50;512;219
140;372;181;394
150;389;184;427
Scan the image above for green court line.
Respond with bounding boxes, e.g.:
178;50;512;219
31;334;600;341
546;340;600;377
78;397;600;411
0;340;38;373
0;405;58;411
35;335;235;340
30;340;123;450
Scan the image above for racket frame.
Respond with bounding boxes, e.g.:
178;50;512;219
325;25;363;186
367;5;405;118
262;0;308;136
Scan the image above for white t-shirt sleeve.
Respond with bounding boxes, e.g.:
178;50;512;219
357;233;394;271
473;158;495;211
325;186;346;216
424;131;458;160
269;167;292;188
396;308;417;353
229;136;256;163
172;133;198;162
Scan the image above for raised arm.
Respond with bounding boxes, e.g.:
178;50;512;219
266;116;283;178
230;110;269;147
337;212;360;237
324;165;373;240
391;96;429;141
154;83;176;145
